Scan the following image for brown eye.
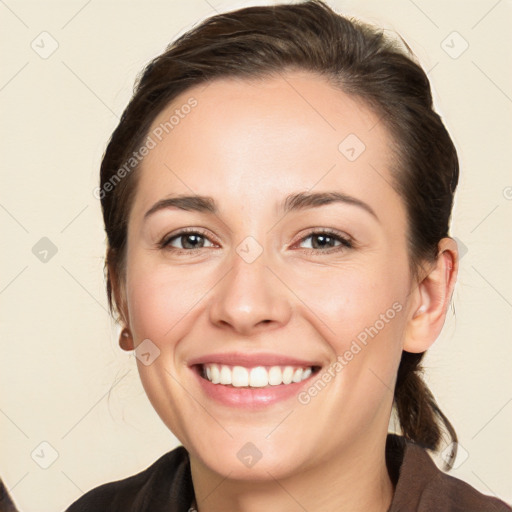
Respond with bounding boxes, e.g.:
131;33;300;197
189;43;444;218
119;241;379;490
297;230;353;253
171;233;206;250
159;229;216;252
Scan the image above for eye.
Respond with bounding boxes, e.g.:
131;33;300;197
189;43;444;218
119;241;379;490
159;228;216;252
158;228;353;255
296;229;353;254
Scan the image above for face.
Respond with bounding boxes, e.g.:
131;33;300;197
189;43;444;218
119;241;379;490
121;71;416;481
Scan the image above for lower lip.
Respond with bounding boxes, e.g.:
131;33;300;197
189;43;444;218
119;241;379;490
193;367;315;408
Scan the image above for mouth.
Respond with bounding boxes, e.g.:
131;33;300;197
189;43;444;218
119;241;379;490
198;363;320;388
188;352;323;408
190;361;322;408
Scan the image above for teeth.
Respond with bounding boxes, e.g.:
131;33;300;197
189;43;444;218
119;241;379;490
268;366;282;386
282;366;294;384
249;367;268;387
292;368;303;383
202;364;314;387
210;364;220;384
220;365;232;385
232;366;249;387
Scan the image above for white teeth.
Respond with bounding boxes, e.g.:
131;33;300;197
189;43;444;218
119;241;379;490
292;368;303;383
268;366;282;386
202;363;314;387
220;365;232;385
210;364;220;384
249;367;268;387
232;366;249;387
282;366;294;385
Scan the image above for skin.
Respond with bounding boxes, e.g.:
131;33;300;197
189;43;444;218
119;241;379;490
112;71;458;512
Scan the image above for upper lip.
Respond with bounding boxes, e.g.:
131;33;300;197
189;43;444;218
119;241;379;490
188;352;321;368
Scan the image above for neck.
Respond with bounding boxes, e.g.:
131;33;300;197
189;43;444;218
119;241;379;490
189;432;394;512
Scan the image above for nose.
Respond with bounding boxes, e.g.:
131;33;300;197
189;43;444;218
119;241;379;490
208;249;292;336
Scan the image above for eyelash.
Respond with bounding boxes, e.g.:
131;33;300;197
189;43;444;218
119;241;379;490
158;227;353;256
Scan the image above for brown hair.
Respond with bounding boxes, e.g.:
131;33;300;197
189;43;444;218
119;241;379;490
100;0;459;466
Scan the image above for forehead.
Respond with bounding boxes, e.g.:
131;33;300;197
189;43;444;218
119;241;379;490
130;71;404;228
148;71;382;161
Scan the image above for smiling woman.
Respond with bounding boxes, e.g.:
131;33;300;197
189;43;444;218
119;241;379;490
63;1;511;511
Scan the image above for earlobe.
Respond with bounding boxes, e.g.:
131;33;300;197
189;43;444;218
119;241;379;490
403;238;458;353
107;255;133;351
119;326;134;351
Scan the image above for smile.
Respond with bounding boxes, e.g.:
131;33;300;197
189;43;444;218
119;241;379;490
201;364;315;388
190;353;322;408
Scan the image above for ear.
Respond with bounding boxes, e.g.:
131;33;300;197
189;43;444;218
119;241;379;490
107;253;134;351
403;237;459;353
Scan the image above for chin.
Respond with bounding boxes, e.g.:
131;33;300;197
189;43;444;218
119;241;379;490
191;441;306;482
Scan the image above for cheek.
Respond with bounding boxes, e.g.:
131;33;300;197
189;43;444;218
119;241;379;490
293;258;408;347
125;260;209;344
298;268;406;420
293;255;409;398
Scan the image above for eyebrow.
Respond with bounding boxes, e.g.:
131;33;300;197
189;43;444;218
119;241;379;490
143;191;378;222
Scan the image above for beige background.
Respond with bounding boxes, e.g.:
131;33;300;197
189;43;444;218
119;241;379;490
1;0;511;510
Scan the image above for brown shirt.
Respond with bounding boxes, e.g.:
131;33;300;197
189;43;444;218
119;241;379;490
385;435;511;511
64;434;511;511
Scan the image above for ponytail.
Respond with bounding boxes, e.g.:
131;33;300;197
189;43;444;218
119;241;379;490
394;351;457;470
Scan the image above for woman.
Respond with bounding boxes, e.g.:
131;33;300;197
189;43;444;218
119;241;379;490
66;1;511;510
